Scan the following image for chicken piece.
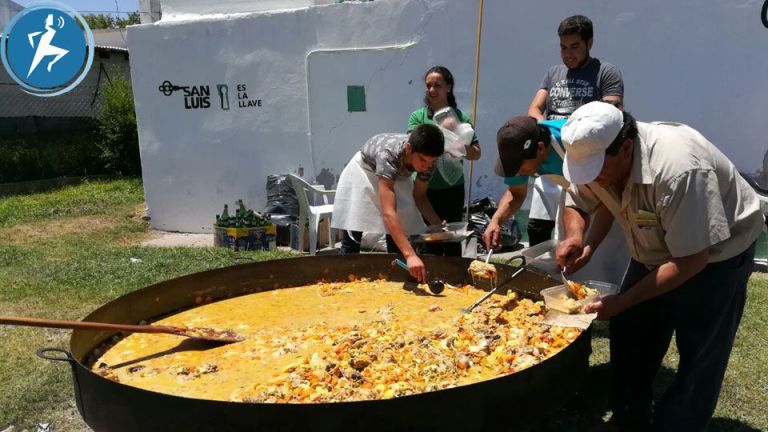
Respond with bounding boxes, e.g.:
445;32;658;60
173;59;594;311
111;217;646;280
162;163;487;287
558;295;583;314
468;260;497;285
565;280;598;300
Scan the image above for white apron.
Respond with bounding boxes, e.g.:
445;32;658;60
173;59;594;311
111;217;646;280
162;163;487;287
331;152;426;235
530;177;562;221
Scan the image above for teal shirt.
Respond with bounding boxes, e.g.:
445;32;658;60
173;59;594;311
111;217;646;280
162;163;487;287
407;107;478;190
504;119;566;186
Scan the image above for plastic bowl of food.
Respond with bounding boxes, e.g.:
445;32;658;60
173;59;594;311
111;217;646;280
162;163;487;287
541;280;619;314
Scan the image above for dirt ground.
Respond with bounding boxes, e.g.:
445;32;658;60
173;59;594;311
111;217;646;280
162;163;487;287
140;231;213;248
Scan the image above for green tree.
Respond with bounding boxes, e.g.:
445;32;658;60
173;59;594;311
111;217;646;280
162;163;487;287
97;74;141;175
83;12;140;29
118;12;141;27
83;14;115;29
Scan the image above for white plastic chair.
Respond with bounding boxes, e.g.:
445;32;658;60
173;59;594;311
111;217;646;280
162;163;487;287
741;173;768;270
287;174;335;255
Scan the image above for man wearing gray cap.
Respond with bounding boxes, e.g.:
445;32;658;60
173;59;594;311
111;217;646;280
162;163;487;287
556;101;764;431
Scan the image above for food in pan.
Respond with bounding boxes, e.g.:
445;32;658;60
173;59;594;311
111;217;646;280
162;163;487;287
90;278;581;403
467;260;497;285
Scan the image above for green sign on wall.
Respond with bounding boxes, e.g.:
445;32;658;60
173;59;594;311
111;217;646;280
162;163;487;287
347;85;366;112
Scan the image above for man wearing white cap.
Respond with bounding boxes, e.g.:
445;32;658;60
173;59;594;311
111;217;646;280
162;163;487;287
556;101;764;431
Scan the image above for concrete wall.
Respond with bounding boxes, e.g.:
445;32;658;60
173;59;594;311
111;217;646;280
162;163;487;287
128;0;768;233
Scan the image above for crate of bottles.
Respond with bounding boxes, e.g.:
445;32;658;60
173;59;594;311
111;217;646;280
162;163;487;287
213;199;276;251
214;225;276;251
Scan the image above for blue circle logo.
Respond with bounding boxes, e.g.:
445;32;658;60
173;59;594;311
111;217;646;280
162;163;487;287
1;1;94;97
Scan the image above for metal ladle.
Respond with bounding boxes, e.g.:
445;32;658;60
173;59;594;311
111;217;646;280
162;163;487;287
392;259;445;294
560;266;583;298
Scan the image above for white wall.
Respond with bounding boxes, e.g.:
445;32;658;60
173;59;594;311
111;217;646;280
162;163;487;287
128;0;768;232
159;0;334;21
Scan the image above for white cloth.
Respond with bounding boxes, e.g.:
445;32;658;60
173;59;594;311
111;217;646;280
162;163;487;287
529;176;562;221
332;152;426;235
529;135;568;222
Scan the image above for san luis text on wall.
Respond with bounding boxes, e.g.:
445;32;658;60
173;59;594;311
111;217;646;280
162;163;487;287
184;85;210;109
158;80;263;110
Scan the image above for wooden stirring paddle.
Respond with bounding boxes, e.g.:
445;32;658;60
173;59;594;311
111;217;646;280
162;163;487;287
0;316;245;343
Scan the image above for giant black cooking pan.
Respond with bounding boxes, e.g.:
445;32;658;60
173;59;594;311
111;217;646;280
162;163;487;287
38;254;590;432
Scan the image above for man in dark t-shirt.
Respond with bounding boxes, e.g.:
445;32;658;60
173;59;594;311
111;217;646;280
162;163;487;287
525;15;624;245
529;15;624;120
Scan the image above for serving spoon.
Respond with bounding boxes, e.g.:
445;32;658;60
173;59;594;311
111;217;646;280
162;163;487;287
483;247;494;265
561;266;569;285
0;316;245;343
392;259;445;294
560;266;582;298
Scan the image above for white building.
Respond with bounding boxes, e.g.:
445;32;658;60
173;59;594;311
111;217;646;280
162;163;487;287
128;0;768;233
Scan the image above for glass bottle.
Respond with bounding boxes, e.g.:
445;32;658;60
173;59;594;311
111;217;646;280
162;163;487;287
221;204;230;227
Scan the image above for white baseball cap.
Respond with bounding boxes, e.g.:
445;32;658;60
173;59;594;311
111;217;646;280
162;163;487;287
562;102;624;184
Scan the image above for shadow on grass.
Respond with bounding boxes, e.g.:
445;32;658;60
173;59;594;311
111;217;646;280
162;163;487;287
708;418;763;432
524;341;759;432
523;362;616;431
0;175;118;197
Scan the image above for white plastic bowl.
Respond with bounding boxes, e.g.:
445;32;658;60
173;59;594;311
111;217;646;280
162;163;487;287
541;280;619;313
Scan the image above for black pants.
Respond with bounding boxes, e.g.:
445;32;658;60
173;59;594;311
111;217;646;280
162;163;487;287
610;243;755;432
422;184;464;257
426;183;465;223
526;218;555;246
339;230;400;255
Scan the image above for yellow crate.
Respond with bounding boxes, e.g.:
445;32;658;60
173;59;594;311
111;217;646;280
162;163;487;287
213;225;276;251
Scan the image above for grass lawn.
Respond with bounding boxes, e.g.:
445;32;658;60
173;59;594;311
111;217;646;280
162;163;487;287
0;178;766;431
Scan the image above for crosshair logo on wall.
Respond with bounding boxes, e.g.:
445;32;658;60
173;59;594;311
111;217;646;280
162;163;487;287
762;0;768;29
0;1;94;97
158;80;188;96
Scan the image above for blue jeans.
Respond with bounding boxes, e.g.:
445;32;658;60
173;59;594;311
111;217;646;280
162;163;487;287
610;243;755;432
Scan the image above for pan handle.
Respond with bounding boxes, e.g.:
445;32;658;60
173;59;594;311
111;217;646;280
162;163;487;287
393;259;410;272
505;255;526;267
36;348;75;364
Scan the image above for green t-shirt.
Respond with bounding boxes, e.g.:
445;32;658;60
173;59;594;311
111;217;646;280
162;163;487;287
407;107;478;190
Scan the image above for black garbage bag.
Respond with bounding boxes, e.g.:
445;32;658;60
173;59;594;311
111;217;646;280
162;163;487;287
264;174;299;217
465;196;521;253
265;175;300;247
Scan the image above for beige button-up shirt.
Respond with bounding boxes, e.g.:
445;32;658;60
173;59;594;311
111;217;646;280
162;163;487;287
566;122;764;266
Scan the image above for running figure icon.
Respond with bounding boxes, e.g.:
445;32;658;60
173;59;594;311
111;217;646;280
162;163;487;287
26;14;68;78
